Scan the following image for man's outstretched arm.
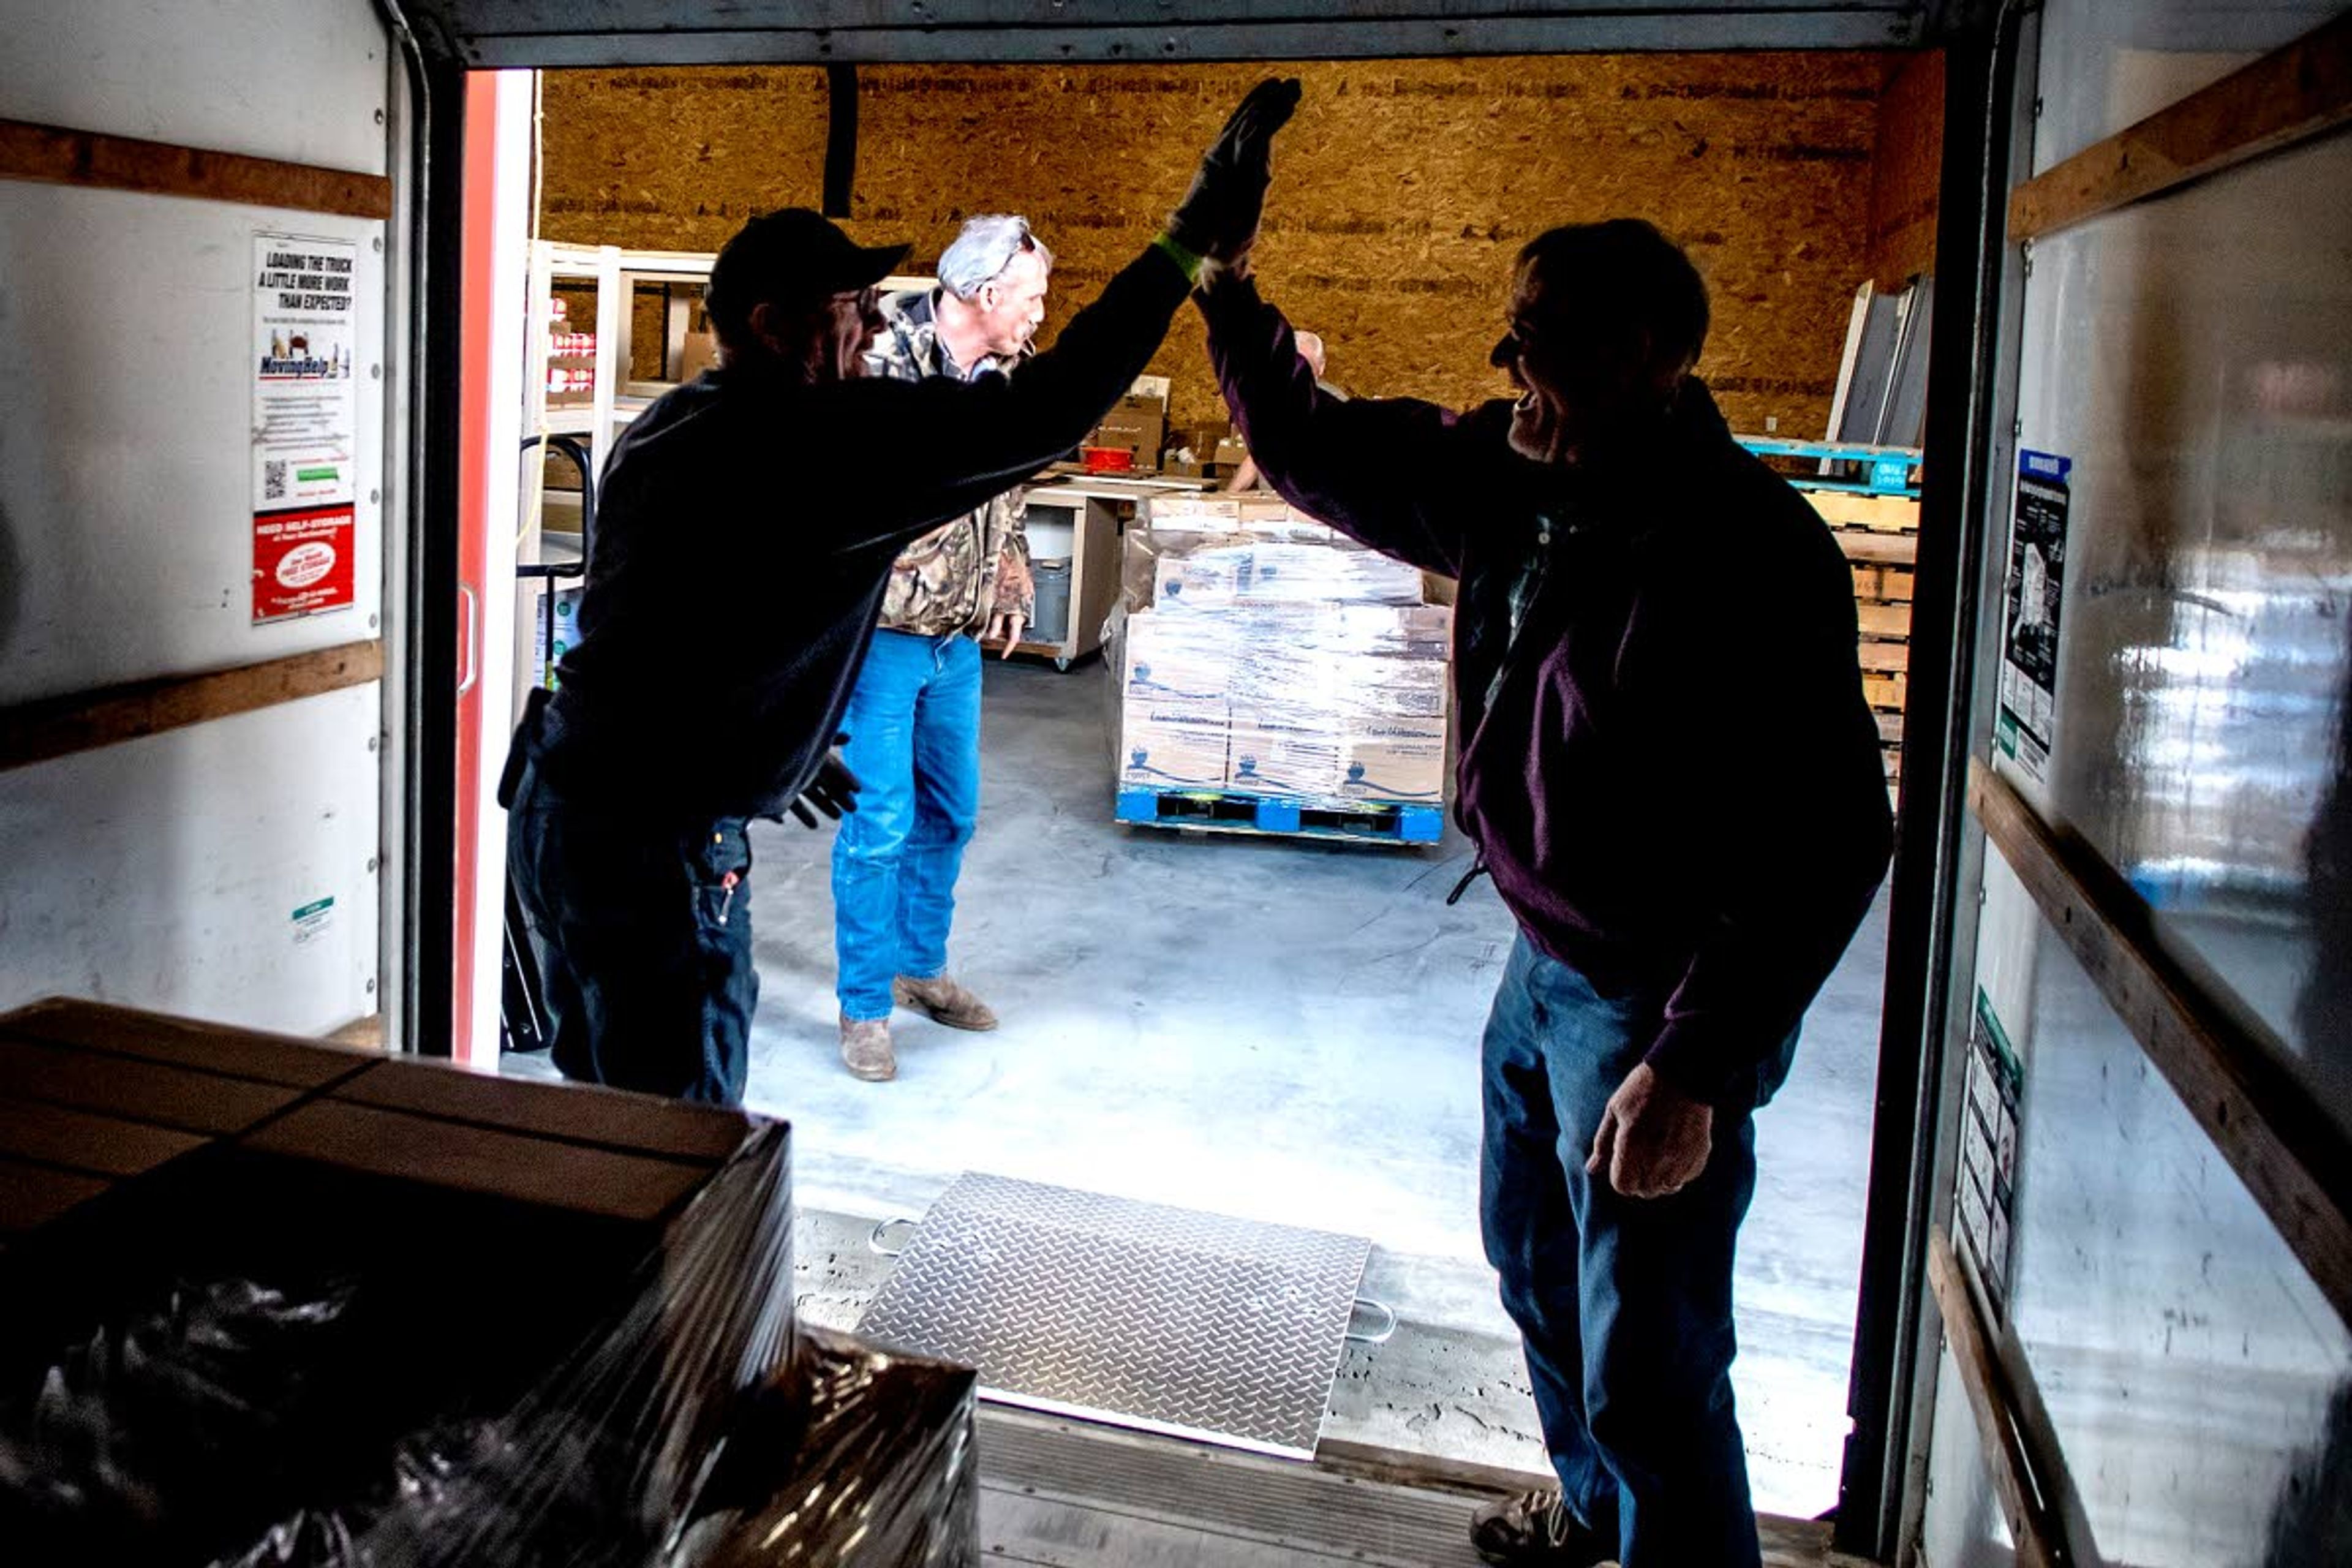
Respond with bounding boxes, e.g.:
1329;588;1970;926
1199;273;1494;580
822;80;1306;550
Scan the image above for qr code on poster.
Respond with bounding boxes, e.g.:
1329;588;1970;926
264;459;288;501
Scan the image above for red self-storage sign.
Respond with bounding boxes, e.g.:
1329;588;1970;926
252;504;356;622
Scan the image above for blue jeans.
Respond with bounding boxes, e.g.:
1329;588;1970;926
506;753;755;1105
832;629;983;1021
1479;933;1797;1568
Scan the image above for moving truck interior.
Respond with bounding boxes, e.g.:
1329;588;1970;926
2;4;2346;1564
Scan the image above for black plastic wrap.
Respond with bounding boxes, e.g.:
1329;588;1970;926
2;1121;976;1567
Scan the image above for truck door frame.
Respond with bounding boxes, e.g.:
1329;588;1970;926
392;9;2000;1560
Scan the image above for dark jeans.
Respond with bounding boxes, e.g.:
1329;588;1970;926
1480;933;1796;1568
506;755;756;1104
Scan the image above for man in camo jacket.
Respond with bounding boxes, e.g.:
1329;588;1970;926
831;214;1050;1082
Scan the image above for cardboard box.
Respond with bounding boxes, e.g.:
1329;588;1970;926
1123;610;1233;699
1227;710;1338;797
677;326;718;382
1088;394;1166;471
1244;650;1450;722
1163;458;1238;481
1153;542;1427;609
0;1000;986;1568
1248;545;1428;606
1142;496;1293;536
0;998;763;1232
1118;695;1230;790
1331;714;1451;804
1152;551;1243;608
1290;603;1453;660
1213;434;1252;466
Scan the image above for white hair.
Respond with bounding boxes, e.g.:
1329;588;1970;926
938;214;1053;301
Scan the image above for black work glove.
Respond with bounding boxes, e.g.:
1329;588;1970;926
1166;77;1303;270
788;739;862;829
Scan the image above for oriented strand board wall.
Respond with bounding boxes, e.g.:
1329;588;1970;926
541;57;1889;437
1866;51;1945;289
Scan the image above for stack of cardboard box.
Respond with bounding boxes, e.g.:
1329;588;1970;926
1118;499;1453;805
1084;391;1167;472
0;998;979;1564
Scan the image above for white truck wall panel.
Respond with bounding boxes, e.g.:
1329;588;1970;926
2003;911;2346;1564
0;0;391;1031
1916;1347;2013;1568
2;0;390;175
2029;1;2343;174
0;186;387;703
2014;129;2352;1142
0;687;382;1033
1925;1;2352;1558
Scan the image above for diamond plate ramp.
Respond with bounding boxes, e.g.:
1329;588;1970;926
856;1173;1371;1459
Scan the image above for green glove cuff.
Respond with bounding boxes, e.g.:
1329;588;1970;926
1150;231;1205;284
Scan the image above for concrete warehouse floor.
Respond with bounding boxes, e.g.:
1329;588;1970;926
505;657;1890;1518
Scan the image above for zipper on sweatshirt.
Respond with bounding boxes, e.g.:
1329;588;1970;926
1462;511;1560;766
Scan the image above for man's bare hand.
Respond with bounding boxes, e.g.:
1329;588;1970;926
987;611;1028;657
1587;1063;1713;1199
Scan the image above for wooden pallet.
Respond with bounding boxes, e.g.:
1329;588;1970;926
1115;784;1444;845
1852;564;1915;601
1808;487;1918;804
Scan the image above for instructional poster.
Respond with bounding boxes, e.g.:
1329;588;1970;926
252;233;358;622
1956;988;2024;1317
1996;450;2070;781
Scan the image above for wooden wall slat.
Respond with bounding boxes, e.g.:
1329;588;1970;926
2007;12;2352;243
0;641;385;773
1968;760;2352;1326
0;118;393;219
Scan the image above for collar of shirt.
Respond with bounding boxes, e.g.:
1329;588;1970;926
873;287;1007;385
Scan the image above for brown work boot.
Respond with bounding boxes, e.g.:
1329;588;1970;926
839;1014;895;1082
892;973;998;1031
1470;1488;1613;1566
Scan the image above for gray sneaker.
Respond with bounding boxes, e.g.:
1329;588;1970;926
1469;1488;1613;1566
839;1014;895;1081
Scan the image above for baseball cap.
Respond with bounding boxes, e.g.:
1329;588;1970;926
703;208;910;341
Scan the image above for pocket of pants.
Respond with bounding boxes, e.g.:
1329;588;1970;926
684;820;753;932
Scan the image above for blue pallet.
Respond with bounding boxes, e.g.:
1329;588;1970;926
1116;784;1444;845
1735;435;1921;497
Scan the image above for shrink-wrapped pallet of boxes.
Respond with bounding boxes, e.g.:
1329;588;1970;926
0;998;979;1568
1110;496;1454;845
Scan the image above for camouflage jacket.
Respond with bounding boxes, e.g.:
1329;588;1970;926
864;288;1035;637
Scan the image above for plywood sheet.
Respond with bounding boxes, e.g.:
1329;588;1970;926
539;56;1887;437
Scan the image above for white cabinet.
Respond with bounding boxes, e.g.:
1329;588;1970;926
999;481;1147;671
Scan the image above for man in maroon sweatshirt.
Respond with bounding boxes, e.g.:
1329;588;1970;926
1200;218;1893;1567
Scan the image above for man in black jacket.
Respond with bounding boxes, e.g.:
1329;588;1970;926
506;80;1300;1105
1203;220;1893;1566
